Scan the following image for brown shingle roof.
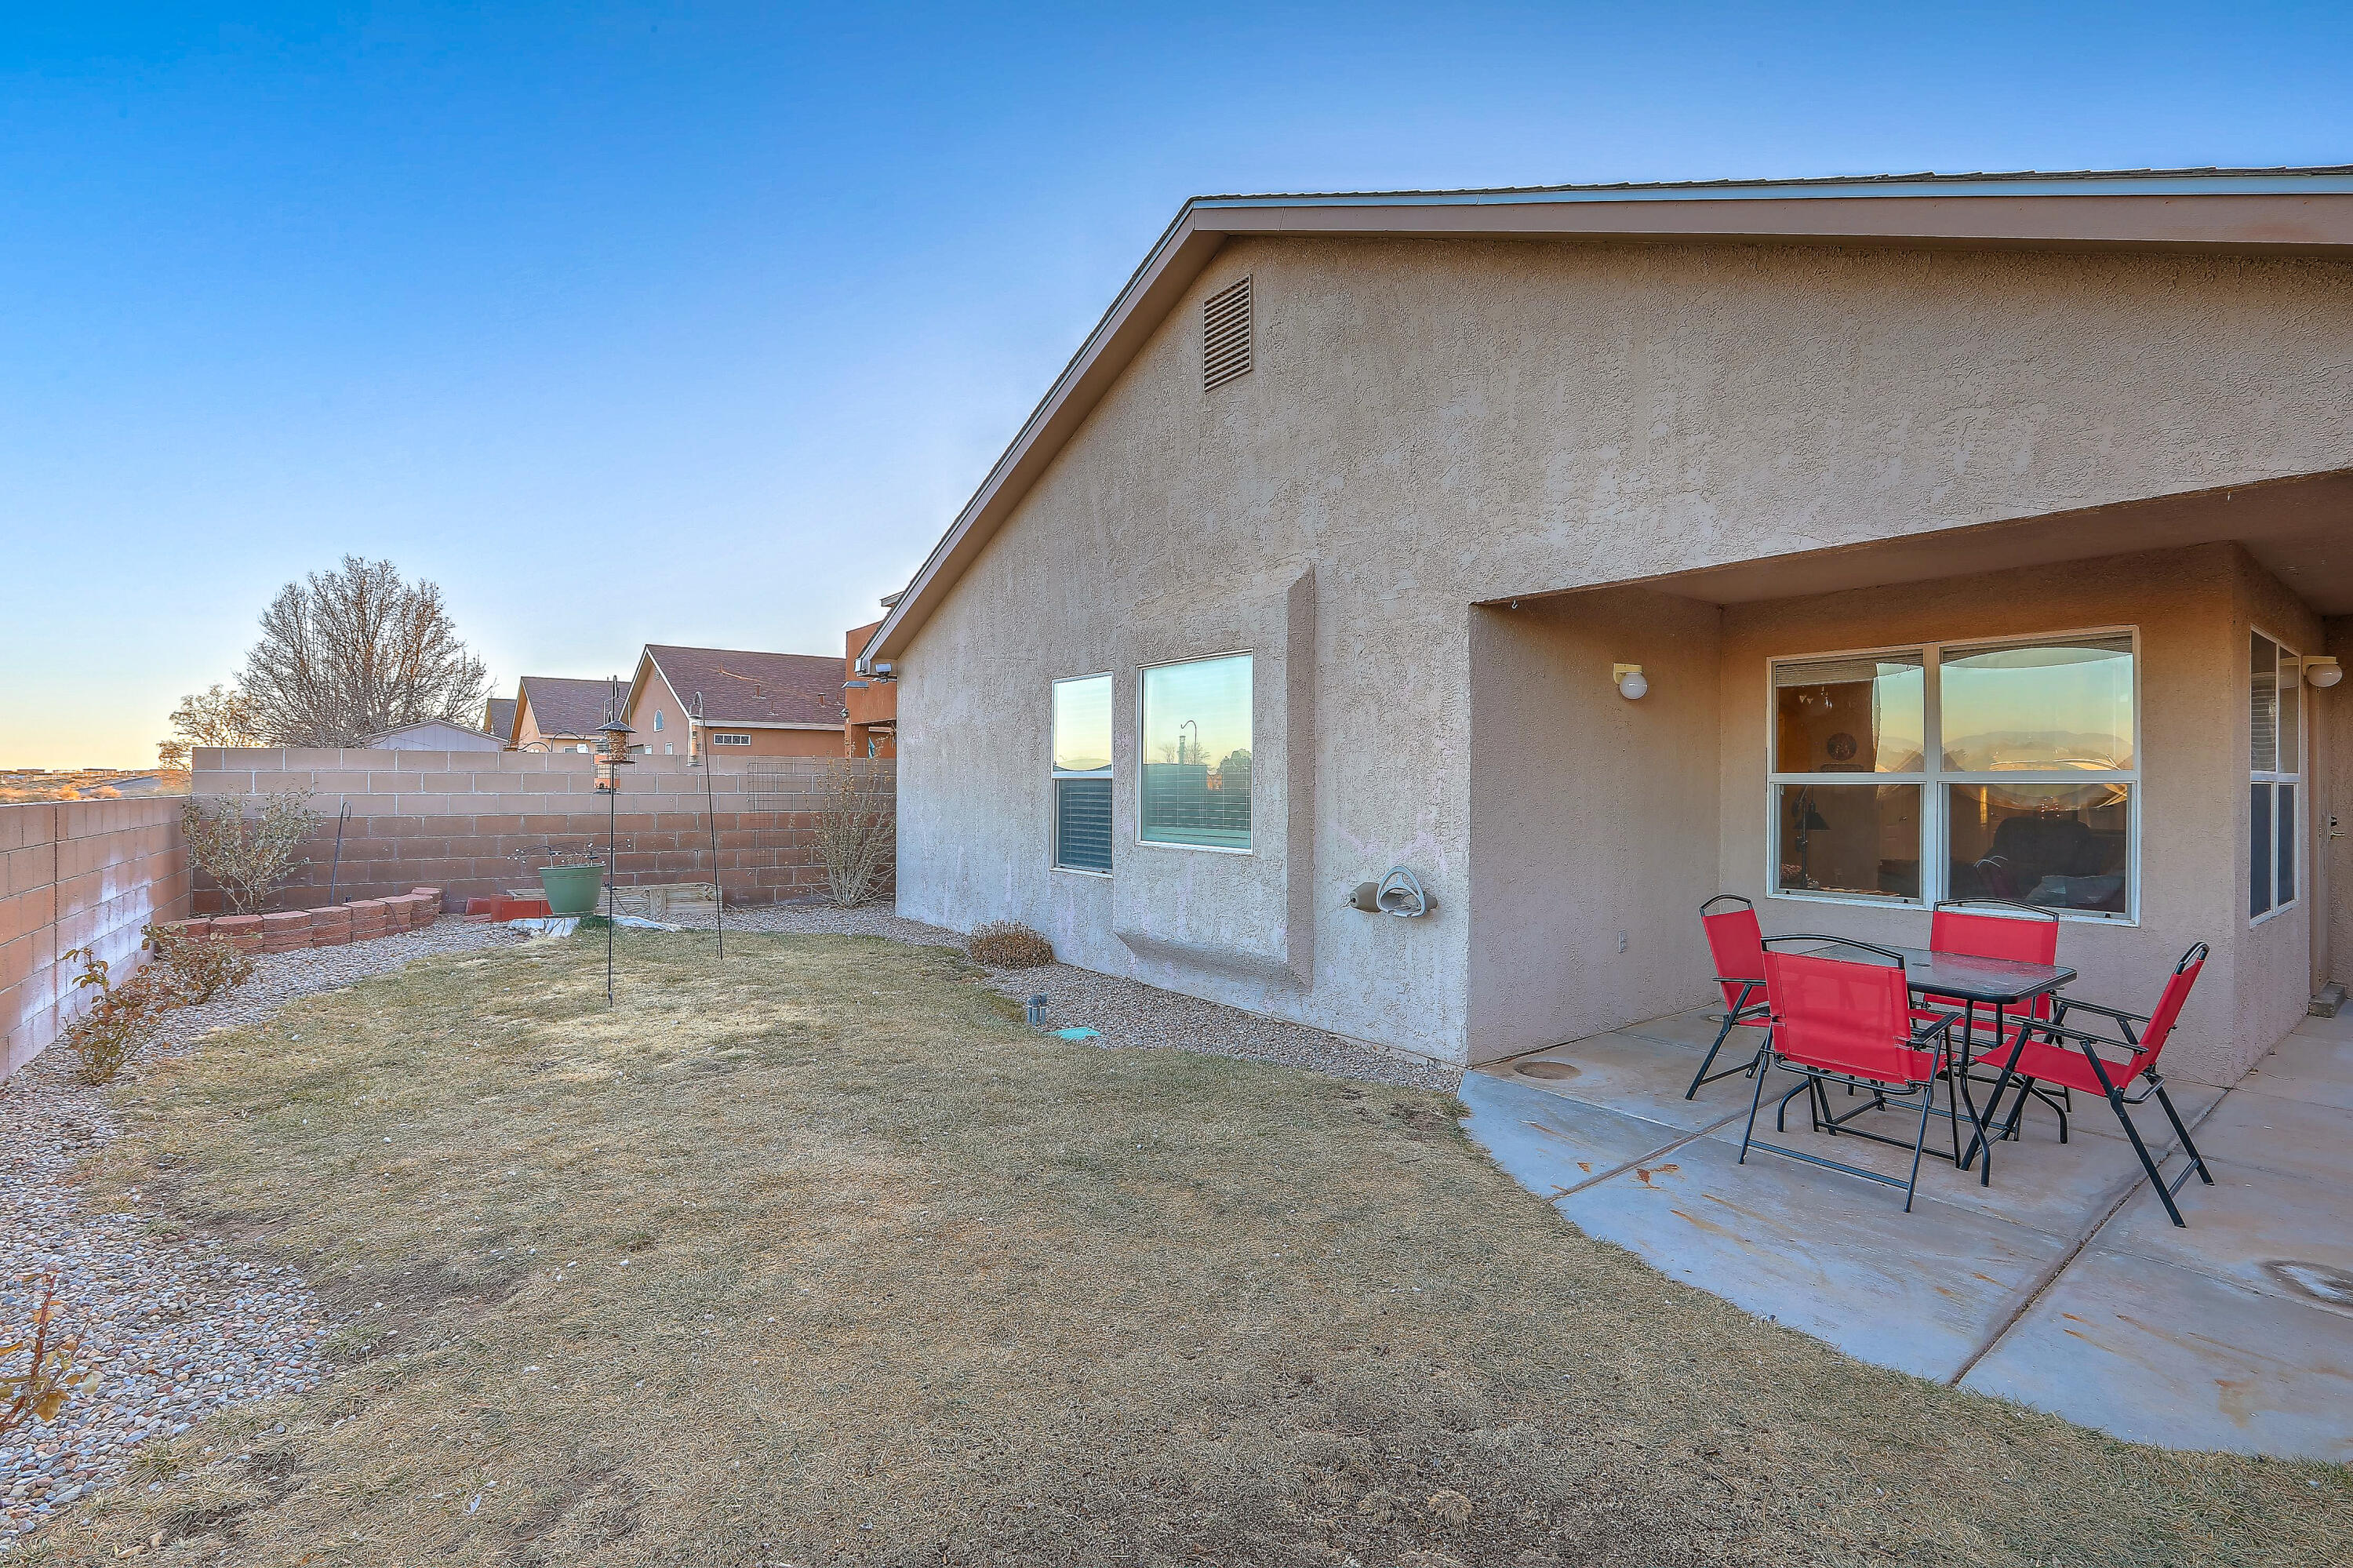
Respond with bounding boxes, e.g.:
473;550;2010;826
517;676;616;739
485;697;517;744
646;646;846;727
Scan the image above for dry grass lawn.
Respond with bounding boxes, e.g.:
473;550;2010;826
45;930;2353;1566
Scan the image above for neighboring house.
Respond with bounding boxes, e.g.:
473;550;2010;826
512;676;615;754
860;168;2353;1086
362;719;506;751
624;645;847;760
485;696;517;748
845;596;900;757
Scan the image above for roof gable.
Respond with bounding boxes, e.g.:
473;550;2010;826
516;676;614;738
861;167;2353;670
642;646;846;727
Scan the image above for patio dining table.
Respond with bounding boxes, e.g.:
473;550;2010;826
1884;944;2076;1183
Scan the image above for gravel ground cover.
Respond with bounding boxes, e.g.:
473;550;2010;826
714;902;1464;1091
0;918;524;1548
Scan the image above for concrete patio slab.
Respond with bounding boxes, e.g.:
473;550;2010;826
1694;1086;2161;1235
2289;1008;2353;1045
1959;1244;2353;1461
1454;1073;1718;1200
1556;1130;2069;1383
1460;1006;2353;1458
2189;1092;2353;1188
2093;1159;2353;1315
1478;1031;1766;1135
1616;1005;1747;1053
2238;1028;2353;1112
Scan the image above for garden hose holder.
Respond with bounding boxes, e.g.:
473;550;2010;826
1346;867;1434;919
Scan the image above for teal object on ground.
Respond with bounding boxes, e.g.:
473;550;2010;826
1054;1027;1101;1040
538;864;604;916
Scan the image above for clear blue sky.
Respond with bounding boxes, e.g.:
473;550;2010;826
5;2;2348;766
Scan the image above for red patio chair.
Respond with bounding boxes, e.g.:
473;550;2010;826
1740;937;1973;1212
1925;899;2070;1137
1973;944;2216;1227
1686;894;1772;1099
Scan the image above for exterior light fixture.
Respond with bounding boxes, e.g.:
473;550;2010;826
1613;663;1649;700
2308;657;2344;689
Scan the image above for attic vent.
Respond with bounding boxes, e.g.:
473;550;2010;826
1202;276;1253;391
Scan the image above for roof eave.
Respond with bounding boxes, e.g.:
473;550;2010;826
863;173;2353;668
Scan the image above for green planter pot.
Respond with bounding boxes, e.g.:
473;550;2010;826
538;864;605;917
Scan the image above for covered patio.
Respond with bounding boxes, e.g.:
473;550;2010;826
1460;998;2353;1460
1455;467;2351;1459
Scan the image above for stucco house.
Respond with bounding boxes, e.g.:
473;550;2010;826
509;675;613;754
623;645;847;760
858;168;2353;1087
845;597;900;758
362;718;505;751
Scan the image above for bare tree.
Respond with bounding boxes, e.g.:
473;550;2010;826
157;682;264;768
238;557;490;746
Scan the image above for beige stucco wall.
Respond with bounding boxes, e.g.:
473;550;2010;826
1466;589;1725;1061
895;233;2353;1066
1713;544;2320;1086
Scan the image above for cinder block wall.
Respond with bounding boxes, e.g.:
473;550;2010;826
189;749;891;914
2;799;191;1080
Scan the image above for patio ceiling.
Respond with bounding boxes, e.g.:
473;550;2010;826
1543;467;2353;616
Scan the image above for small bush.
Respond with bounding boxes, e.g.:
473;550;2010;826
813;760;894;908
143;920;257;1006
2;1271;97;1440
58;948;169;1086
966;920;1053;969
182;788;318;915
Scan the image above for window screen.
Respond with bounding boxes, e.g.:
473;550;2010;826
1052;674;1112;873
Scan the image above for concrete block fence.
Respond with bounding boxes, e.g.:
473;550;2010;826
2;798;191;1080
190;749;891;915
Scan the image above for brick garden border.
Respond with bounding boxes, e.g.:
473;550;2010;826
155;887;444;954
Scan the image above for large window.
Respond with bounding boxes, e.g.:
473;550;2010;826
2250;629;2302;922
1052;674;1113;874
1140;653;1253;851
1769;632;2137;918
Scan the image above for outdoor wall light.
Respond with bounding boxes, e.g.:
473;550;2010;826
2308;657;2344;689
1613;663;1649;700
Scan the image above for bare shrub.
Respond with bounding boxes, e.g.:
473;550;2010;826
966;920;1053;969
143;919;257;1005
1;1271;98;1439
183;788;318;915
813;759;894;908
57;948;169;1086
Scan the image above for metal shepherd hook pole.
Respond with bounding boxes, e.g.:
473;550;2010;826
597;677;637;1007
693;692;723;959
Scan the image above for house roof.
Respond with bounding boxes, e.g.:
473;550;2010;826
636;646;846;729
364;719;504;743
516;676;616;739
860;166;2353;669
485;697;517;744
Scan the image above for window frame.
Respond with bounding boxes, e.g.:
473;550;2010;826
2249;624;2304;927
711;732;752;747
1050;671;1114;878
1136;649;1256;856
1765;626;2141;924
